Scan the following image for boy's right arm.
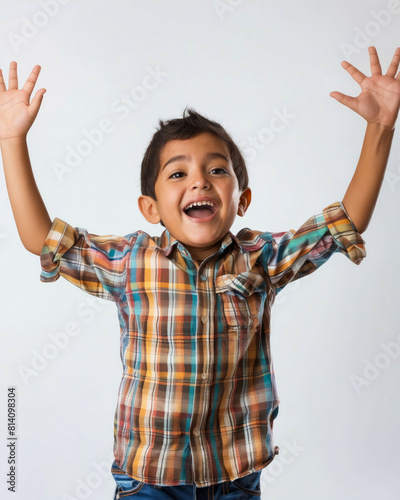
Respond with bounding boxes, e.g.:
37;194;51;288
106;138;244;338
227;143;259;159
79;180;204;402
1;136;51;255
0;62;49;255
0;62;131;303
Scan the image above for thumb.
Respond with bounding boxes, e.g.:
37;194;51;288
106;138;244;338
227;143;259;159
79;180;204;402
28;88;46;119
329;91;358;112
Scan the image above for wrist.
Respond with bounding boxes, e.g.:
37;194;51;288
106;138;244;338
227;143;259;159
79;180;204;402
0;135;28;149
367;121;396;132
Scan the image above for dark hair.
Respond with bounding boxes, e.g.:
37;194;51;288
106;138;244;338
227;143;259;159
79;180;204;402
140;106;249;201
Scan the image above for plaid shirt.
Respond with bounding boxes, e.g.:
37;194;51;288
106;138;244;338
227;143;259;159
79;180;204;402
40;201;366;487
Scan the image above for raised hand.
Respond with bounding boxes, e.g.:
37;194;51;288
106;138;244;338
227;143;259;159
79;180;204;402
330;46;400;130
0;61;46;141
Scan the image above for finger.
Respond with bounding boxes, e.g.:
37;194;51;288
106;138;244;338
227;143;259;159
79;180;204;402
0;69;6;91
329;91;359;113
22;65;41;95
28;88;46;119
387;47;400;78
368;46;382;75
340;60;367;86
8;61;18;89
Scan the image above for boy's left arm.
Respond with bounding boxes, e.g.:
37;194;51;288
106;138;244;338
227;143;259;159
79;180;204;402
330;46;400;234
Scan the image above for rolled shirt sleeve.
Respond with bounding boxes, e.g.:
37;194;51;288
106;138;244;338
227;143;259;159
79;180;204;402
40;217;133;302
264;201;366;294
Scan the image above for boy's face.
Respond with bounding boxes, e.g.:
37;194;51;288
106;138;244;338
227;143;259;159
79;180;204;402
138;132;251;261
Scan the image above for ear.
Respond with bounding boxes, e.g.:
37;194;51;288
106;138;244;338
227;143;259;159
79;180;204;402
237;187;252;217
138;195;161;224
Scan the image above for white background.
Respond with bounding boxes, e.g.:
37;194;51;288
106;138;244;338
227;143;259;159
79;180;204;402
1;1;400;499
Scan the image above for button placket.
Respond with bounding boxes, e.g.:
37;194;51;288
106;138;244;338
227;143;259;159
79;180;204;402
190;263;216;483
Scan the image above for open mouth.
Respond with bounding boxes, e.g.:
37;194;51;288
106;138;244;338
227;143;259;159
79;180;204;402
183;200;217;220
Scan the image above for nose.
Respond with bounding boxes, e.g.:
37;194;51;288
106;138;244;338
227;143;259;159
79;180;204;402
189;170;210;190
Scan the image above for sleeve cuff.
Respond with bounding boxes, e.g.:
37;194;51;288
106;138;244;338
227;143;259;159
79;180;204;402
40;217;78;282
322;201;366;265
337;200;358;233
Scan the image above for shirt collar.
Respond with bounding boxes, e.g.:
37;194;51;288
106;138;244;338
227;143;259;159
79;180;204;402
158;230;244;257
158;230;179;257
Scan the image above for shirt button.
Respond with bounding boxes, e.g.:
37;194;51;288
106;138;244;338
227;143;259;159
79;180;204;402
251;316;259;333
201;373;208;380
200;274;207;281
193;429;201;436
201;316;207;324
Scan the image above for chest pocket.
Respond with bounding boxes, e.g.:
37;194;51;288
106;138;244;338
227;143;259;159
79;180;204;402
215;271;266;330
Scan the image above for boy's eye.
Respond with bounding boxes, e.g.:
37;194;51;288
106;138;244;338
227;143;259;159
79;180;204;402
210;167;227;174
169;171;185;179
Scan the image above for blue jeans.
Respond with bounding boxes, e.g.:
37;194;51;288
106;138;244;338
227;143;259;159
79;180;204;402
112;460;262;499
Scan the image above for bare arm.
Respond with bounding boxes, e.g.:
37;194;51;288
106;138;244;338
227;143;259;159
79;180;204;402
342;122;394;234
1;136;51;254
330;46;400;234
0;62;49;255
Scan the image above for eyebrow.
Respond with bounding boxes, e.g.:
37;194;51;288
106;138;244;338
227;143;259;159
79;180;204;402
162;152;229;171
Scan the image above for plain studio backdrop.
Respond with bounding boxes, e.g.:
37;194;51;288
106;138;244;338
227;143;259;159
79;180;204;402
1;1;400;499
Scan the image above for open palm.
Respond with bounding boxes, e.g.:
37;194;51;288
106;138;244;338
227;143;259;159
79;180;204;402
0;62;46;140
330;46;400;130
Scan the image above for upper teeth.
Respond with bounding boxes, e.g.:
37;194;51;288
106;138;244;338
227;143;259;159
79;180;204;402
185;201;215;210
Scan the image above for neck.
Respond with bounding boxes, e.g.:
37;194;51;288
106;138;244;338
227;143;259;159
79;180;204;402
187;244;220;262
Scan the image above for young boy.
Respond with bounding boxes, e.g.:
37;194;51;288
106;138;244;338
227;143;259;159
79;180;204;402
1;46;399;499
